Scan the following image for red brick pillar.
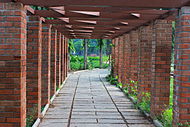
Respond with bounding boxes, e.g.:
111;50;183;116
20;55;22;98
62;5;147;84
65;38;69;77
130;30;139;82
26;16;42;124
50;28;57;97
64;37;67;80
60;35;64;83
41;24;51;107
150;20;172;116
114;38;119;77
173;7;190;126
0;3;26;127
111;39;116;76
61;36;65;82
122;34;131;86
118;36;124;83
138;25;153;97
56;33;62;88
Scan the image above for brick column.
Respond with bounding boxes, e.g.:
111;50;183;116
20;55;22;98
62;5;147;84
130;30;139;82
122;34;131;86
56;33;61;88
114;38;119;77
138;25;153;97
60;35;64;83
64;37;66;80
26;16;42;124
0;3;26;127
173;7;190;126
150;20;172;116
50;28;57;97
65;38;69;77
111;39;116;76
61;36;65;82
118;36;124;83
41;24;51;107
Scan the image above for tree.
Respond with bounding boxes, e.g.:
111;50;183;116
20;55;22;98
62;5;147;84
98;39;104;69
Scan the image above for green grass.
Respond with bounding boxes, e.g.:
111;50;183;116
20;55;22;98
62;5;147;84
70;55;109;70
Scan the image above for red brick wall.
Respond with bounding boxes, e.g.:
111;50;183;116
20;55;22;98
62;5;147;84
41;24;51;107
0;3;27;127
138;25;153;97
26;16;42;121
150;20;172;116
50;28;57;97
173;7;190;126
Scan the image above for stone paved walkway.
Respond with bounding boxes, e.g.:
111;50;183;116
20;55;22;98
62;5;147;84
39;69;155;127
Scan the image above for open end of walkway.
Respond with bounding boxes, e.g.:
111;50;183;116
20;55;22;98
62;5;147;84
39;69;155;127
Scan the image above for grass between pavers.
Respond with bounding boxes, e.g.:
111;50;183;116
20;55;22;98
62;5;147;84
105;74;176;127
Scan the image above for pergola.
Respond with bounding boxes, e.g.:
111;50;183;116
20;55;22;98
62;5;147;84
1;0;190;127
7;0;190;39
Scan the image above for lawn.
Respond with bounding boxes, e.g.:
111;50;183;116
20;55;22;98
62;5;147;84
70;55;110;70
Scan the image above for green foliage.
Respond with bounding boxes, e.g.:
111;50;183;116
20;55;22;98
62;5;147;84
178;122;190;127
26;105;38;127
71;39;111;56
138;92;151;113
116;82;122;88
129;80;138;97
158;108;173;127
170;77;174;106
106;74;119;85
69;39;76;54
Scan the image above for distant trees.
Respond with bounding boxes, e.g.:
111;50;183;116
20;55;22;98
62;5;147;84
69;39;112;70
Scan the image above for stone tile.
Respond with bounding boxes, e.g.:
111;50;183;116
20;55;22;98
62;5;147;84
128;124;155;127
39;69;155;127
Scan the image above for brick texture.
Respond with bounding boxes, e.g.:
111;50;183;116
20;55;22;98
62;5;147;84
50;28;57;97
130;30;139;82
26;16;42;121
0;3;27;127
122;34;131;86
118;36;124;83
41;24;51;107
151;20;172;116
138;25;153;97
61;36;65;82
65;38;69;77
111;39;115;76
173;7;190;126
56;33;62;89
114;38;119;77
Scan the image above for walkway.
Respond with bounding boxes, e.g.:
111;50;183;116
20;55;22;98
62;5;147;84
39;69;155;127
